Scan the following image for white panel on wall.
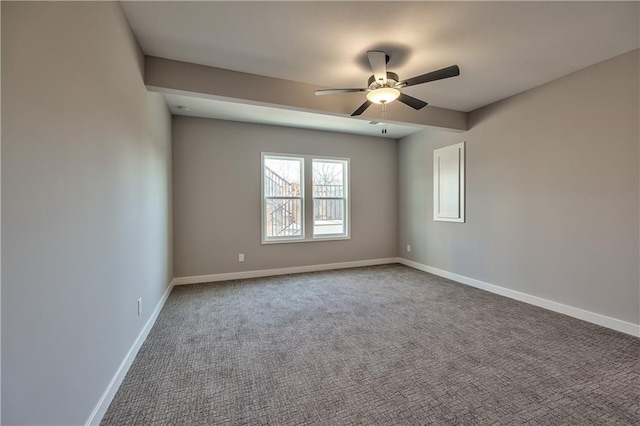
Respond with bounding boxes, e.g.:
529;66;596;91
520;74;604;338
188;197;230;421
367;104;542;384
434;142;465;222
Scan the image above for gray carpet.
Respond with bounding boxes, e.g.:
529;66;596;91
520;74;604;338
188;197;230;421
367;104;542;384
102;264;639;425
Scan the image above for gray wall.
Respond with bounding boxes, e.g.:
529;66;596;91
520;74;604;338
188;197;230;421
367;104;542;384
398;49;639;325
173;117;397;277
1;2;173;424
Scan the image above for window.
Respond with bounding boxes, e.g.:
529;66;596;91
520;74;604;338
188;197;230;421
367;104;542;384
313;159;348;238
263;155;304;242
262;153;349;243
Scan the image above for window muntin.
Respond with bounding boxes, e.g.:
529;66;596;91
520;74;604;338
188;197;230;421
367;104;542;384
312;159;348;238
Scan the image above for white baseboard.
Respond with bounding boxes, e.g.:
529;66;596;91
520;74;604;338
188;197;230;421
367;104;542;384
172;258;399;285
398;258;639;337
85;280;175;425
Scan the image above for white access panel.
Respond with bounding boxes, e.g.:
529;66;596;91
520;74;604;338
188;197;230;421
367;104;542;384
434;142;465;222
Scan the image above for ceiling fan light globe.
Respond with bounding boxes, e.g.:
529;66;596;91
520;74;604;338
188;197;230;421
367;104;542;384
366;88;400;104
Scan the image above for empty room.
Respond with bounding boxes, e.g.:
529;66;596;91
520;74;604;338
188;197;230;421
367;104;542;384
2;1;639;425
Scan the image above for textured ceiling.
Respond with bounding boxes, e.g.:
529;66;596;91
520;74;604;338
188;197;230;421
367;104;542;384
122;1;639;113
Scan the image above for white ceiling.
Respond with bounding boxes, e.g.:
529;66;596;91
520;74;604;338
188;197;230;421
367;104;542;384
122;1;639;113
163;92;422;139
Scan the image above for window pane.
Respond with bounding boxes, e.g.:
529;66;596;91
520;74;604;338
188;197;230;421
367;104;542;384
312;159;346;237
312;160;344;197
314;199;344;236
265;157;302;197
265;199;302;238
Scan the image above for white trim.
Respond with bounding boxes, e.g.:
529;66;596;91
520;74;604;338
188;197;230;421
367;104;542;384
172;258;398;285
311;157;350;240
261;235;352;245
85;281;175;425
398;258;639;337
262;153;305;244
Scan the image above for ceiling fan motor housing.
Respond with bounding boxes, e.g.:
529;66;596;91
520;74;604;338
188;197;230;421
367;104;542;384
368;72;400;90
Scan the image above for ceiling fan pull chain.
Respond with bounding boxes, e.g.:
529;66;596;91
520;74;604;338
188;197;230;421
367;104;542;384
382;103;388;134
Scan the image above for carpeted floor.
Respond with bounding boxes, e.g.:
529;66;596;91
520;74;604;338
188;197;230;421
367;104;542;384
102;264;639;425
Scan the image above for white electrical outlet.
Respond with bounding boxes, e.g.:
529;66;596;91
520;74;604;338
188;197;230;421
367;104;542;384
407;245;411;252
137;298;143;316
239;253;245;262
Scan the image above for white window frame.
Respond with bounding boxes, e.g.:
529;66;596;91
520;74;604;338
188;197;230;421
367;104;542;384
262;154;305;244
312;158;350;240
261;153;351;244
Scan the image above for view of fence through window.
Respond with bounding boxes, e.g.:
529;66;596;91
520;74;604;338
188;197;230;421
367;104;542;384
264;157;303;239
313;160;346;236
263;155;348;241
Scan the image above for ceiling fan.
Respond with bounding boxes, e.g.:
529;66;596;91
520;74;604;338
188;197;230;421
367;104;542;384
315;51;460;117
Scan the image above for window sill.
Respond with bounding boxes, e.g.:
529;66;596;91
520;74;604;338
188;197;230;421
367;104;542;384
261;235;351;245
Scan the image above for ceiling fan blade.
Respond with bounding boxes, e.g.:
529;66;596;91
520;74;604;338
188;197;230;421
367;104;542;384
401;65;460;87
367;50;388;84
351;100;372;116
315;88;367;96
398;93;428;110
